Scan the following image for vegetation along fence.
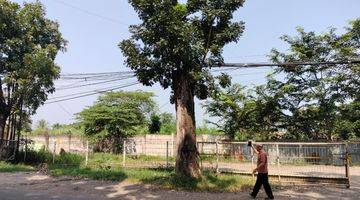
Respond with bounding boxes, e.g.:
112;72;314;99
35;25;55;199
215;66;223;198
19;135;360;187
0;139;18;161
122;140;359;187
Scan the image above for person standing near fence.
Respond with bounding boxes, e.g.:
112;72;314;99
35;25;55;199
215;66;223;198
250;143;274;200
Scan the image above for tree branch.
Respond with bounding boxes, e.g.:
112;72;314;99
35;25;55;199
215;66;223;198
202;18;215;64
0;77;4;103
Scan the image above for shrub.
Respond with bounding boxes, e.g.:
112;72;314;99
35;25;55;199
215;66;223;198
55;152;84;166
16;148;84;166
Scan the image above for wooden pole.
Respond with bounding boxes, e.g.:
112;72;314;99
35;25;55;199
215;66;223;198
24;136;27;162
251;147;255;179
345;143;350;188
122;140;126;167
52;141;56;164
166;141;169;168
216;140;219;173
85;140;89;166
276;143;281;183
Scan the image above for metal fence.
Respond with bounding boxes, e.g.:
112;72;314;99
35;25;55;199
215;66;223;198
18;136;360;186
121;140;358;186
197;142;350;180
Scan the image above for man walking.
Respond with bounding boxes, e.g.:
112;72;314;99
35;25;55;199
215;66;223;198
250;144;274;199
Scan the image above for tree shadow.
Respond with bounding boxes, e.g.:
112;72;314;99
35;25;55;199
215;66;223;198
49;165;128;182
138;168;252;192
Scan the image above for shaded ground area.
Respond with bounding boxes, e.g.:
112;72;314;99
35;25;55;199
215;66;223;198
0;172;359;200
125;161;359;178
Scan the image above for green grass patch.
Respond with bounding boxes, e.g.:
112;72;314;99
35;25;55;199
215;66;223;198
2;148;254;192
88;153;175;167
49;165;253;192
140;170;254;192
0;161;35;172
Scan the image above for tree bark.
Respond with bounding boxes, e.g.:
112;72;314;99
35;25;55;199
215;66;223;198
0;114;5;140
0;77;5;140
173;73;201;178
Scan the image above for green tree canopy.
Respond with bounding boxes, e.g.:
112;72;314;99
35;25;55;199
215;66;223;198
120;0;245;177
205;18;360;141
0;0;66;140
204;77;282;140
268;19;360;140
77;91;155;153
149;114;161;134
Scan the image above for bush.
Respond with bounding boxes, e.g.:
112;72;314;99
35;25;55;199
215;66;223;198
17;148;53;165
55;152;84;166
0;161;34;172
16;148;84;166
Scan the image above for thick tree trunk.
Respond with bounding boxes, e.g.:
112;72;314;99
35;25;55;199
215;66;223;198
0;114;5;140
174;73;201;178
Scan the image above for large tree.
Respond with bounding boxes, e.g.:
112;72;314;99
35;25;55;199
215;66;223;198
267;19;360;140
120;0;245;177
0;0;66;140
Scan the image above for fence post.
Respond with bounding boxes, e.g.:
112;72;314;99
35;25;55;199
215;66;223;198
85;140;89;166
52;141;56;164
144;135;147;155
276;143;281;183
166;141;169;168
345;142;350;188
251;146;254;179
216;140;219;173
198;142;203;170
122;140;126;167
171;132;174;157
24;136;28;162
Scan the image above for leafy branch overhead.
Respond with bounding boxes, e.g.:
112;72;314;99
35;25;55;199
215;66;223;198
120;0;245;99
205;19;360;141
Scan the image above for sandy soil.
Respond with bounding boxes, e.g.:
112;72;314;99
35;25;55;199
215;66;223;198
0;171;359;200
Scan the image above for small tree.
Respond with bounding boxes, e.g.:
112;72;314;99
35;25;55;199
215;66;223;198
77;91;155;153
149;114;161;134
204;78;282;140
120;0;245;177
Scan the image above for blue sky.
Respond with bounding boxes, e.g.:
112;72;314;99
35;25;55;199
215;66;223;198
12;0;360;127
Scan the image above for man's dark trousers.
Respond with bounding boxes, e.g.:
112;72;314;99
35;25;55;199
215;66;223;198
251;173;274;199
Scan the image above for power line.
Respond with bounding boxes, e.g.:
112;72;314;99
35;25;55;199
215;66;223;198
45;82;140;104
229;71;272;77
57;104;72;117
219;60;360;68
60;71;134;77
53;60;359;84
56;76;135;90
51;0;130;26
159;102;169;110
59;72;135;81
224;54;267;59
50;83;138;100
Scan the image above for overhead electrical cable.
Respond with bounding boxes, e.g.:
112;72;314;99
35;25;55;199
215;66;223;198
45;82;140;104
51;0;130;26
218;60;360;68
56;76;135;90
50;84;138;100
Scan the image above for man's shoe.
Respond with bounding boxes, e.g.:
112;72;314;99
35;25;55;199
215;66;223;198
249;193;256;199
264;197;274;200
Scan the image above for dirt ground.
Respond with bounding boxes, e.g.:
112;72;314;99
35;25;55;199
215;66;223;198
0;171;359;200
